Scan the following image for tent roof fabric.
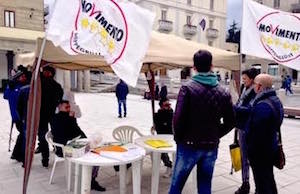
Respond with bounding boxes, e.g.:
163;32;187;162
0;27;44;42
37;31;240;72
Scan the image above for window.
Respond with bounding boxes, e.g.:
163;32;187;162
4;10;15;27
274;0;280;8
186;15;191;25
209;19;214;28
268;63;278;76
210;0;214;10
161;10;167;20
187;0;191;5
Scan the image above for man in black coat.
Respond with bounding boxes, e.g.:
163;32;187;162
51;100;86;157
169;50;235;194
36;66;63;168
51;100;106;192
246;74;284;194
154;98;173;177
115;79;128;118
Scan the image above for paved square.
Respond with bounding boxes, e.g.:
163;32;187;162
0;93;299;194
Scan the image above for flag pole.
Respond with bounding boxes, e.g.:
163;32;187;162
22;36;47;194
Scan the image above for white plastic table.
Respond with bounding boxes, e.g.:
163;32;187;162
135;135;176;194
134;134;197;194
69;143;145;194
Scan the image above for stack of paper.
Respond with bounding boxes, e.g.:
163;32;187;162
144;139;172;148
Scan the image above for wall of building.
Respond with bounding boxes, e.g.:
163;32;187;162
0;50;9;88
137;0;227;48
258;0;299;12
0;0;44;31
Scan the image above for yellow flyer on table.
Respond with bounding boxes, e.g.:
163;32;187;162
144;139;172;148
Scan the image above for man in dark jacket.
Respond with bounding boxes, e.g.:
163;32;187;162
36;66;63;168
116;79;128;118
51;100;106;192
154;98;173;177
234;68;258;194
246;74;284;194
4;69;30;163
51;100;86;157
169;50;235;194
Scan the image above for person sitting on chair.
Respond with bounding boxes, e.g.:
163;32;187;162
153;98;173;178
51;100;106;192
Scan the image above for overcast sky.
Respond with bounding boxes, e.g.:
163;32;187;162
227;0;243;29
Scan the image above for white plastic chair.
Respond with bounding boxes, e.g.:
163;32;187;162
45;131;71;188
112;125;144;144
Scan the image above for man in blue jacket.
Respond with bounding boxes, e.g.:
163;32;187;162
116;79;128;118
246;74;284;194
4;69;30;163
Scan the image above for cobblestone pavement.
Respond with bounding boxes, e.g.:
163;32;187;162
0;93;300;194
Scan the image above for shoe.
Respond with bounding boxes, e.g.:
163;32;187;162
11;154;22;162
235;182;250;194
124;113;126;117
118;115;122;118
42;160;49;168
163;167;172;178
91;179;106;192
35;147;41;154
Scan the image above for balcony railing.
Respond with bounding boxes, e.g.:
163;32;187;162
158;19;173;33
183;24;197;39
206;28;219;40
291;3;300;13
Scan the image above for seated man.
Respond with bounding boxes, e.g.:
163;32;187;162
153;98;173;178
51;100;105;192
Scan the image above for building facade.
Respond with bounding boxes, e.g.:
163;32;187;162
134;0;227;48
130;0;228;83
243;0;300;86
0;0;44;89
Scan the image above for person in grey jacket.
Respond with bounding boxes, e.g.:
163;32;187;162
234;68;259;194
169;50;235;194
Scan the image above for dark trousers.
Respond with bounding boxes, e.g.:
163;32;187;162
38;121;49;163
156;131;172;168
251;162;277;194
11;121;25;162
161;153;172;168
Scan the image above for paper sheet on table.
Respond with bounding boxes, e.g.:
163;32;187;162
144;139;172;148
92;145;127;154
93;144;145;161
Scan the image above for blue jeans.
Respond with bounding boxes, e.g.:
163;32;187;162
118;100;127;116
169;144;218;194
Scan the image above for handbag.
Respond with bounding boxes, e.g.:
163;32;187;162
264;99;286;170
229;129;241;173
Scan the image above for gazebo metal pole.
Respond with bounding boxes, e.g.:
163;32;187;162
145;64;155;128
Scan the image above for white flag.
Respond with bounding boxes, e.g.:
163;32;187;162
47;0;155;86
241;0;300;71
